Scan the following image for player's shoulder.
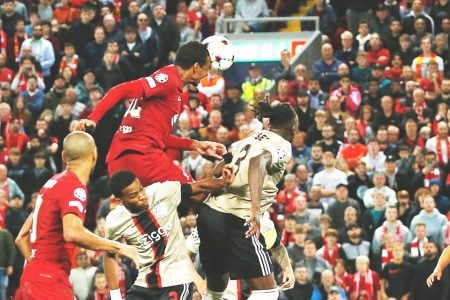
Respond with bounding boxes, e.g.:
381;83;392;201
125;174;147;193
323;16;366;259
145;65;180;88
146;181;181;206
105;205;129;229
43;172;86;194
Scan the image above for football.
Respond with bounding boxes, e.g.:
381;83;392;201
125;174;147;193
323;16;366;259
202;35;235;71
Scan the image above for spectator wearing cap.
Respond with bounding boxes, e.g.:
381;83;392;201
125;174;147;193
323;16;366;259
326;182;361;229
312;43;342;93
410;194;447;249
366;33;391;67
342;225;371;273
430;178;450;214
119;26;145;79
384;155;411;192
150;3;180;64
371;205;412;257
284;264;314;300
373;4;392;39
313;151;348;208
339;128;368;170
0;53;13;83
307;76;328;111
412;36;444;81
310;270;345;300
335;31;357;69
327;285;345;300
402;0;435;34
295;89;315;132
302;0;338;37
241;63;273;105
22;151;52;201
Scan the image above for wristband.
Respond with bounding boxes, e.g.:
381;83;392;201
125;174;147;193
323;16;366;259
110;289;122;300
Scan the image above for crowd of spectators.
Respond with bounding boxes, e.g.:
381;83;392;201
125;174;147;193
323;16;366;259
0;0;449;299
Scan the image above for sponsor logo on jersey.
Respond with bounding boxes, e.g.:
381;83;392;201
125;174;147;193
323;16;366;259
120;125;133;134
155;73;168;83
155;203;168;217
139;222;173;247
74;188;86;201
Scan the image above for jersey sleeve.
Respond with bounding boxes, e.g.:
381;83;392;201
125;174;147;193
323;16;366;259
59;181;88;220
261;141;292;167
185;228;200;254
153;181;182;208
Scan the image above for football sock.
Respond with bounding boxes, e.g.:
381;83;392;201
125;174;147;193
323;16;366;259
247;288;279;300
202;290;224;300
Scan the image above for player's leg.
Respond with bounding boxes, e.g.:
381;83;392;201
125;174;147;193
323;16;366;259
108;150;192;186
197;204;230;299
228;214;279;300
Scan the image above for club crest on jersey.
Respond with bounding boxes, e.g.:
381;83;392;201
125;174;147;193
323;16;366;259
155;203;168;217
275;148;287;161
155;73;168;83
74;188;87;201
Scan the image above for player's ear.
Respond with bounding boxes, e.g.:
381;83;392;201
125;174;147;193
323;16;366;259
61;150;67;163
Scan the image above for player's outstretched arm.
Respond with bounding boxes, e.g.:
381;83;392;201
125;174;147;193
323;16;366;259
427;245;450;286
15;214;33;262
103;252;122;300
63;213;138;264
246;151;272;239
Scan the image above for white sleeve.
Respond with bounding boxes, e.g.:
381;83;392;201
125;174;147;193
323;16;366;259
185;229;200;254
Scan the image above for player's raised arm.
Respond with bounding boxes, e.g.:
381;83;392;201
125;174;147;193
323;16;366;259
245;150;272;239
15;214;33;262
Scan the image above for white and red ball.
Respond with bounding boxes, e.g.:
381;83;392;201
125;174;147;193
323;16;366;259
202;35;235;71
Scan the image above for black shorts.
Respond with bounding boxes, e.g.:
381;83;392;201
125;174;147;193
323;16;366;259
197;204;273;280
125;283;193;300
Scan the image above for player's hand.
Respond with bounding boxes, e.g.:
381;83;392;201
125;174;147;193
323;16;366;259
192;140;227;159
244;211;260;239
280;268;295;290
6;266;13;276
427;268;443;287
222;165;235;185
117;243;139;268
74;119;97;132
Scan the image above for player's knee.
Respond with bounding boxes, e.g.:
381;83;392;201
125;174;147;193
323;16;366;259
247;288;279;300
203;290;224;300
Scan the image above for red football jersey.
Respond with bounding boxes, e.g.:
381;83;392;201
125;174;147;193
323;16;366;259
88;65;193;163
29;171;87;275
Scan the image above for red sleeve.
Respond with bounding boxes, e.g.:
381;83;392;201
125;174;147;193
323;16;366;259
88;78;147;122
378;49;391;66
372;271;381;290
165;134;194;150
60;183;88;220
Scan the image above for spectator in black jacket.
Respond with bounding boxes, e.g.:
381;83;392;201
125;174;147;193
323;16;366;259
66;6;95;58
84;25;107;71
284;264;314;300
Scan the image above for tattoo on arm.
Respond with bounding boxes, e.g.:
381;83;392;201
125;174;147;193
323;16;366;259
271;243;291;271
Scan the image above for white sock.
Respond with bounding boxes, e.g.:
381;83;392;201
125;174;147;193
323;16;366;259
247;288;279;300
202;290;225;300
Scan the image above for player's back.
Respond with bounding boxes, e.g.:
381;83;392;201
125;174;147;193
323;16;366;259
107;65;184;162
205;130;291;219
29;171;87;275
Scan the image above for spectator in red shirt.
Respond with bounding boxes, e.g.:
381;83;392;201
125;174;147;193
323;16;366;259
0;53;14;83
366;33;391;67
276;173;302;215
339;128;368;170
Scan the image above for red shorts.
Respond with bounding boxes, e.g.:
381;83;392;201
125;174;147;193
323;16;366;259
108;150;193;186
16;261;74;300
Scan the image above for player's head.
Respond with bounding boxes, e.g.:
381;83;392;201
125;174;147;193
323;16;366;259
62;131;97;173
175;41;211;84
109;170;148;212
254;101;298;142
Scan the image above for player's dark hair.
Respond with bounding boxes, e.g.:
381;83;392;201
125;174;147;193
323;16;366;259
175;41;210;69
254;101;296;129
108;170;136;198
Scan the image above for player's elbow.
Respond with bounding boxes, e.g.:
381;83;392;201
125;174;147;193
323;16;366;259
63;227;80;243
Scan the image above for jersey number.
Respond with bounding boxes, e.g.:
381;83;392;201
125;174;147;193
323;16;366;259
234;144;251;174
30;194;44;243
